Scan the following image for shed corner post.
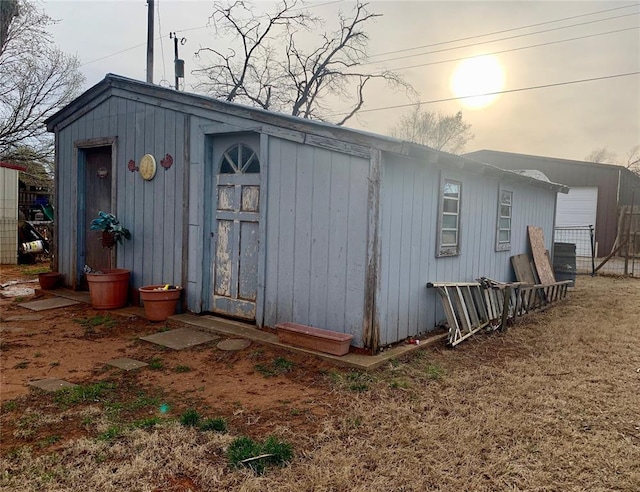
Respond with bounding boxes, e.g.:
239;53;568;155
363;148;382;353
256;132;269;328
52;132;60;273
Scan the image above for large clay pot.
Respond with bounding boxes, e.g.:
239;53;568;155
86;269;130;309
38;272;61;290
139;285;182;321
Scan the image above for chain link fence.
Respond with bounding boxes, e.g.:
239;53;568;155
555;214;640;278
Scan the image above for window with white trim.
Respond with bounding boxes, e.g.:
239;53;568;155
496;189;512;251
438;179;462;257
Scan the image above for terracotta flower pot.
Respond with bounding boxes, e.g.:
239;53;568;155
38;272;61;290
86;269;130;309
139;285;182;321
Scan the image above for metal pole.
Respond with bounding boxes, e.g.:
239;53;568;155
625;190;635;275
589;224;595;276
146;0;154;84
173;33;179;90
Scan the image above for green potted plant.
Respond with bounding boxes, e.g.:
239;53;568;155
90;211;131;249
86;211;132;309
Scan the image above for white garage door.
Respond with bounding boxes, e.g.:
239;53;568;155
554;186;597;256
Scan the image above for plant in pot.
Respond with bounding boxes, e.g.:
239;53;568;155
90;211;131;249
86;211;132;309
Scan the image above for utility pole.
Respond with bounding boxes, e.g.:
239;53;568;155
146;0;154;84
170;32;186;90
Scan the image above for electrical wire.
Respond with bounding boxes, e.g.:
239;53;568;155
79;3;638;70
366;12;639;67
385;26;639;73
330;71;640;116
369;3;639;58
157;0;167;82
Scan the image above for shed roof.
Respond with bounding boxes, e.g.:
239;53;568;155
45;74;567;193
0;161;27;172
466;149;631;174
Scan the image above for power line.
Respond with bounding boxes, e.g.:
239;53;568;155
385;26;639;73
331;71;640;116
78;3;638;73
367;12;639;67
369;3;639;58
80;0;344;67
157;0;166;82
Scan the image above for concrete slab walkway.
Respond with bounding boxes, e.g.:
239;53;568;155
105;358;149;371
140;327;219;350
46;289;448;370
18;297;80;311
29;378;78;392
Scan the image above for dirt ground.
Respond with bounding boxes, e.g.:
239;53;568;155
0;263;337;448
1;263;639;491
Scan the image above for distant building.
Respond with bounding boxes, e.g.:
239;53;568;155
467;150;640;257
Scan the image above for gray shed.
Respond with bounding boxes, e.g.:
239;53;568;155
45;74;566;352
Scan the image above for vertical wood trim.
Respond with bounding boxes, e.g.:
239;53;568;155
52;134;60;273
256;133;269;327
110;137;118;268
71;142;79;289
363;149;381;352
181;113;191;309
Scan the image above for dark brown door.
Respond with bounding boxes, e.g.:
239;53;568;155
84;147;113;275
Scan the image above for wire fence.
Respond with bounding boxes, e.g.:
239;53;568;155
553;226;595;277
554;214;640;278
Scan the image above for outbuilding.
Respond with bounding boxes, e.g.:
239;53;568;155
45;74;566;352
0;161;26;264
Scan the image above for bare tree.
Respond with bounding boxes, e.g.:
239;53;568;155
585;145;640;176
390;106;474;154
0;0;84;159
585;147;618;164
193;1;412;125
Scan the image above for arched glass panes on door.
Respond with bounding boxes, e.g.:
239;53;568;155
219;144;260;174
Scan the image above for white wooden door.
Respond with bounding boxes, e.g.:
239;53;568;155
212;136;261;320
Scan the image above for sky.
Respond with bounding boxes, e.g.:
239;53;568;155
42;0;640;162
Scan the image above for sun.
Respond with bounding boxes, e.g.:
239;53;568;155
450;55;506;109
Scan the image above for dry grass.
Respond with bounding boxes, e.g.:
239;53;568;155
1;276;639;491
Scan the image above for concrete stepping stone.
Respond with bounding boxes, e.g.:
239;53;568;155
106;358;148;371
217;339;252;351
29;378;78;392
1;287;35;298
140;327;218;350
0;325;24;333
5;314;45;321
18;297;80;311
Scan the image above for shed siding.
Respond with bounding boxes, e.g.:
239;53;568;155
54;96;186;290
378;154;557;345
263;138;370;346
